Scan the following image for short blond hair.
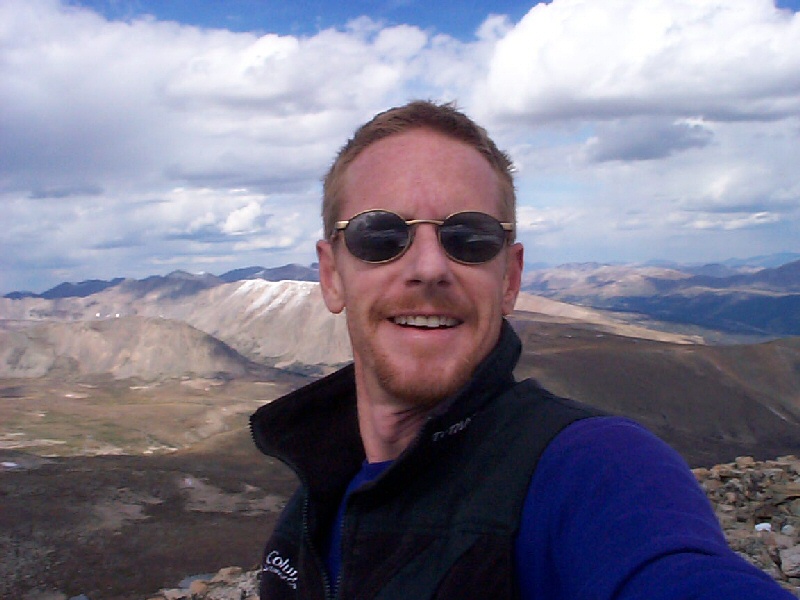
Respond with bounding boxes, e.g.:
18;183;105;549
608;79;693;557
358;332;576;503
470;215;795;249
322;100;516;239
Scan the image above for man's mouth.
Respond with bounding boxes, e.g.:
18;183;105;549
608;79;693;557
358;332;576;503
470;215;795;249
391;315;461;329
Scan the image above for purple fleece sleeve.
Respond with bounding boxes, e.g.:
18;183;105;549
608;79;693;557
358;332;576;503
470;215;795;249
515;416;795;599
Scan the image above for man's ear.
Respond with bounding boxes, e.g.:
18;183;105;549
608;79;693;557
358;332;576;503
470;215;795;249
501;242;524;316
317;239;346;314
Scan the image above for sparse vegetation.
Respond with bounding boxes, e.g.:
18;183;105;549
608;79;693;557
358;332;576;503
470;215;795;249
0;375;303;456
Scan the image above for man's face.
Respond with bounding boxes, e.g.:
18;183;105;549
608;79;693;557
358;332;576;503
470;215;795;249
317;128;523;408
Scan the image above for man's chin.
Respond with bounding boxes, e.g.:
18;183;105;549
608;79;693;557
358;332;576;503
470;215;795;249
376;361;472;407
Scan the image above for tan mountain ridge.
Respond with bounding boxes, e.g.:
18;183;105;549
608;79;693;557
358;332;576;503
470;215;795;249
1;280;351;375
0;279;694;380
0;316;255;380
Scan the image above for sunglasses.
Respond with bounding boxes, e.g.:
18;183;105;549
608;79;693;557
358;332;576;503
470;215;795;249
333;209;514;264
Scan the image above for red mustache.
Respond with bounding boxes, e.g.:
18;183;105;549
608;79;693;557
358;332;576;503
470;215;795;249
375;296;469;321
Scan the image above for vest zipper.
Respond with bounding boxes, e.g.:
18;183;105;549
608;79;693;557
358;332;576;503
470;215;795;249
271;452;332;600
330;494;353;600
302;491;336;600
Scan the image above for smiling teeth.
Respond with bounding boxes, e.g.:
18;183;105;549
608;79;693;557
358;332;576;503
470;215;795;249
393;315;459;328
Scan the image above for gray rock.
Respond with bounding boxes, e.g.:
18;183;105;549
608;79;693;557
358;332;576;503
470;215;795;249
782;545;800;578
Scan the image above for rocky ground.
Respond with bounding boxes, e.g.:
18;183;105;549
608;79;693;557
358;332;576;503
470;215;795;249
694;455;800;596
5;442;799;599
145;456;800;600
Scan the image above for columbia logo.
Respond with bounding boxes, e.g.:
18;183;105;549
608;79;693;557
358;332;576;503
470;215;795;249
263;550;298;590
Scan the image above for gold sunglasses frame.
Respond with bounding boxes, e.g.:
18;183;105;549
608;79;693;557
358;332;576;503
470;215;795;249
332;209;514;265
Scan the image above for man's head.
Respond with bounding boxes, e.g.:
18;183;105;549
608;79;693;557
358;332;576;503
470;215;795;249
317;101;523;409
322;101;517;240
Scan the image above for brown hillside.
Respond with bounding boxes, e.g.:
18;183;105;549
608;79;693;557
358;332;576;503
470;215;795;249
0;280;352;372
511;317;800;466
0;316;258;380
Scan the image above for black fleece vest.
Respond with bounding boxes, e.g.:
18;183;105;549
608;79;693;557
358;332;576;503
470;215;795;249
251;323;601;600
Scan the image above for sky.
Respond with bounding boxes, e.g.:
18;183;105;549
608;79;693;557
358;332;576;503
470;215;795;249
2;0;800;294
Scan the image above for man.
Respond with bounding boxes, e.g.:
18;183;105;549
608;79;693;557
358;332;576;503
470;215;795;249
250;101;794;599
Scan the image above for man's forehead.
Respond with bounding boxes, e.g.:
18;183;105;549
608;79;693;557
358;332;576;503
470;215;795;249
332;127;510;224
343;130;500;194
350;128;485;166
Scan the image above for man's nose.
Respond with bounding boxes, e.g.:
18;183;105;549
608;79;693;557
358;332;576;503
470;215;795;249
403;223;452;285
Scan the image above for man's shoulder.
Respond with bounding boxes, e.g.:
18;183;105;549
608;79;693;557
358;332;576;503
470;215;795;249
470;378;610;470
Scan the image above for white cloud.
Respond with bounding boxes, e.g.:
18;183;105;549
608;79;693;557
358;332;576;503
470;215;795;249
1;0;799;292
671;210;784;231
516;205;582;234
222;201;263;235
480;0;800;122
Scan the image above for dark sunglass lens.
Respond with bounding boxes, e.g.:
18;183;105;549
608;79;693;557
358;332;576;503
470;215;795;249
344;211;410;262
440;212;505;263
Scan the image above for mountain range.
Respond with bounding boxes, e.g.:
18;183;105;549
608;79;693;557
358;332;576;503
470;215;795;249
2;260;800;466
4;257;800;600
521;257;800;338
3;264;320;300
7;255;800;338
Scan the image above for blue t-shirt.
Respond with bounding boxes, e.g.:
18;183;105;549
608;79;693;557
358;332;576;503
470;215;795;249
325;459;392;588
326;417;794;598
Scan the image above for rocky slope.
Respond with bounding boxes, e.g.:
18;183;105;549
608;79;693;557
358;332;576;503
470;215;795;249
695;455;800;594
145;456;800;600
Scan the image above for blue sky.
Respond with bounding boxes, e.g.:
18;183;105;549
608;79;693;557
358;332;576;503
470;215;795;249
67;0;543;38
2;0;800;293
70;0;800;38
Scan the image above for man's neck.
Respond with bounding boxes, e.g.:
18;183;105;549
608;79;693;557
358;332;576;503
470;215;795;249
356;397;434;462
352;362;441;462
